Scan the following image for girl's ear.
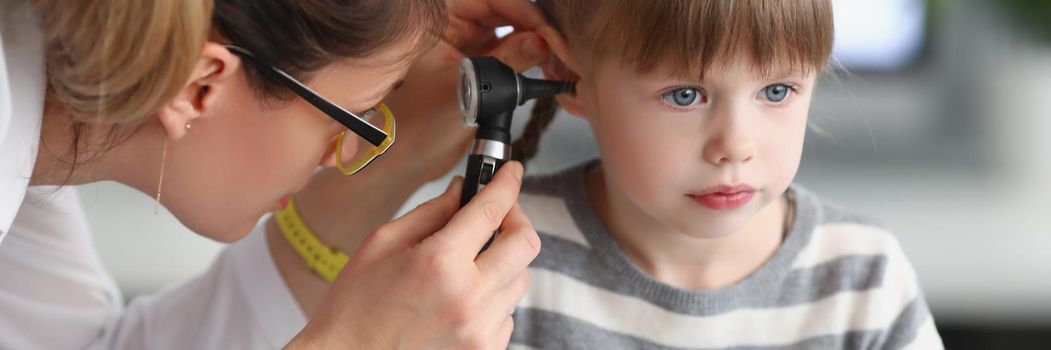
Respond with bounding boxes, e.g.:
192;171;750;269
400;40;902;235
537;27;588;118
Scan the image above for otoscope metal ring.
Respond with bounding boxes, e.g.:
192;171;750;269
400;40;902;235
515;74;523;106
458;58;480;127
471;139;509;160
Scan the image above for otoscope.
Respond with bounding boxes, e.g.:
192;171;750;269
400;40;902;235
457;56;575;252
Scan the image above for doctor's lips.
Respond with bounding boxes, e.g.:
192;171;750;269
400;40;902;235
688;184;756;210
278;195;291;211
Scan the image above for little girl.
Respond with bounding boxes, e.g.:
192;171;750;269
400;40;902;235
508;1;943;349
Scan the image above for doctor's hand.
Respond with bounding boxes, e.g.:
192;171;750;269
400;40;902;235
287;162;540;350
275;1;556;305
379;0;553;183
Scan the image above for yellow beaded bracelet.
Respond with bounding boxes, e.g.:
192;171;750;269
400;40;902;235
275;196;349;283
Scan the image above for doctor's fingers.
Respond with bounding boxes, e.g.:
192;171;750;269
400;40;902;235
494;315;516;350
484;270;530;330
354;177;463;263
431;161;524;256
476;203;540;290
486;279;526;350
488;31;550;73
451;0;547;30
446;0;548;49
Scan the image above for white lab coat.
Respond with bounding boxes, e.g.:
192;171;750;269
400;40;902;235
1;5;308;349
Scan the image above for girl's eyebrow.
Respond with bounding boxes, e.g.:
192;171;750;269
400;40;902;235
637;73;703;83
761;68;811;81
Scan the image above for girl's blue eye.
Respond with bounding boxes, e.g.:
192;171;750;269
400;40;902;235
762;84;792;102
662;88;703;107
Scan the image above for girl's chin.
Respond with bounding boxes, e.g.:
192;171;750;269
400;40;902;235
667;213;752;239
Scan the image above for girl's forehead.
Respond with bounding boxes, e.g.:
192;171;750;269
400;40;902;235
596;58;815;84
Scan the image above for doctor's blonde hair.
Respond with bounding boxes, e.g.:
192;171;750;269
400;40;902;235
512;0;835;165
34;0;213;126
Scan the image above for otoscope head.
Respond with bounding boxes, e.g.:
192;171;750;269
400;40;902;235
457;56;575;129
455;57;576;231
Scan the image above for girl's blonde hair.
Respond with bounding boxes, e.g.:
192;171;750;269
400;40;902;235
512;0;835;165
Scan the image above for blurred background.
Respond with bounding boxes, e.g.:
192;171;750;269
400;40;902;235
74;0;1049;347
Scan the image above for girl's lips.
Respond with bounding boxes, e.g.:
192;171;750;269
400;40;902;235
688;185;756;210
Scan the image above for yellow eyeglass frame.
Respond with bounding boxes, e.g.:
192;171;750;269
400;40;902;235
335;102;396;175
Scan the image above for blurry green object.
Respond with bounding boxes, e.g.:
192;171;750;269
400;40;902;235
997;0;1051;42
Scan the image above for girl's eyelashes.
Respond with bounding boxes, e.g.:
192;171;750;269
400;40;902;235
656;83;800;109
660;87;706;108
759;83;799;104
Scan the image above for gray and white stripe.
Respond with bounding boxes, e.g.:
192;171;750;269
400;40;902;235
510;161;942;349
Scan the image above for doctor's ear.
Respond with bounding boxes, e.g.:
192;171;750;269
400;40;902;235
157;42;241;140
536;27;587;118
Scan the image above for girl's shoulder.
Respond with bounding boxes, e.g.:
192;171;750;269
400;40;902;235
789;185;940;348
789;184;924;302
790;185;908;265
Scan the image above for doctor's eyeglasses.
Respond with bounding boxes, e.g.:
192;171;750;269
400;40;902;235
225;45;395;176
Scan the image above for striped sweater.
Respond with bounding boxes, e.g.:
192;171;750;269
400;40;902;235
510;161;943;350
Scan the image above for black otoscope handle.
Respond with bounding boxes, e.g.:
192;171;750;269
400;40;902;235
460;153;507;253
